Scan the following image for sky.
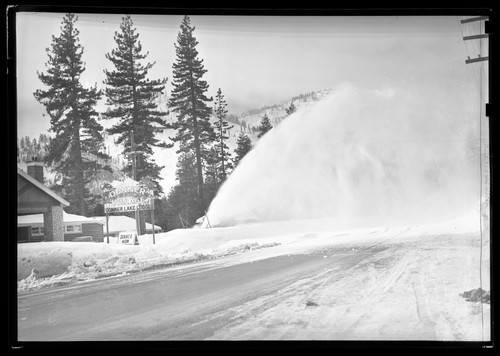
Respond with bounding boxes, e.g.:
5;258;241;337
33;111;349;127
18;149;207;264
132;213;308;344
15;11;486;139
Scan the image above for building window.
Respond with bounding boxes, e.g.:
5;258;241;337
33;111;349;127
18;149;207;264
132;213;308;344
65;225;82;233
31;227;42;235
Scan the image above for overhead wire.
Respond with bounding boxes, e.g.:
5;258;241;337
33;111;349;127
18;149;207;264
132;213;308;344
472;20;482;58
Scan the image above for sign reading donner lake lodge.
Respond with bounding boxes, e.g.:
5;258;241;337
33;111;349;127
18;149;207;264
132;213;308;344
104;184;153;214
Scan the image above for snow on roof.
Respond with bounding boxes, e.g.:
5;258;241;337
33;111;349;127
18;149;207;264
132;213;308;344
89;215;162;233
18;212;105;225
17;169;70;206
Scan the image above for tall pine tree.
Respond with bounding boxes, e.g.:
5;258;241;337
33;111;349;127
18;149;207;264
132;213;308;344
213;88;234;182
168;15;214;214
257;114;273;138
34;13;108;216
103;14;170;195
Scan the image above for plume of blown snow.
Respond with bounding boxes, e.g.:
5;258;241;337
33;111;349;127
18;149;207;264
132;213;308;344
206;82;480;228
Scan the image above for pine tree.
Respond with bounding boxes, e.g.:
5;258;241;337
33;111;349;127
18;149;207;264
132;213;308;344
213;88;234;182
204;146;219;186
203;146;222;205
168;16;215;214
166;152;201;229
285;102;297;116
34;13;108;216
103;14;170;195
257;114;273;138
234;132;253;166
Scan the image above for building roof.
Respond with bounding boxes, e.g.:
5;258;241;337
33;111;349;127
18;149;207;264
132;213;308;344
18;212;105;225
17;169;70;206
90;215;162;234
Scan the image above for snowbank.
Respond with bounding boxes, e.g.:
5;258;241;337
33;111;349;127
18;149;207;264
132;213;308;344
17;235;280;291
17;208;482;292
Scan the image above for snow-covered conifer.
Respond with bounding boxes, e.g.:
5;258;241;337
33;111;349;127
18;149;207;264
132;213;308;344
34;13;109;215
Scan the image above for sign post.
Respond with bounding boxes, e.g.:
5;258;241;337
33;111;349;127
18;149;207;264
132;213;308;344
106;213;109;244
151;197;156;245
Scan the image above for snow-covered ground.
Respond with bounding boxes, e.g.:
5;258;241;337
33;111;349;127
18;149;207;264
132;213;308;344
206;232;489;341
17;208;490;341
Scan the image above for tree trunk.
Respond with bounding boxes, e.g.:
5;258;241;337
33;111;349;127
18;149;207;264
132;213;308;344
190;76;205;215
68;23;86;217
193;118;205;213
220;136;225;181
73;122;86;216
128;36;147;235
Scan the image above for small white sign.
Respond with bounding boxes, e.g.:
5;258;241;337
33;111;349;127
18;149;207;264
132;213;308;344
118;231;138;245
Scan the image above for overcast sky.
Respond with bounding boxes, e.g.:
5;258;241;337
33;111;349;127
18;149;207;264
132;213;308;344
15;11;485;138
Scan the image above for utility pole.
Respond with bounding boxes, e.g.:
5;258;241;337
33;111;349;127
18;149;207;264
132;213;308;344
461;14;490;340
461;16;490;64
460;16;490;207
460;15;489;200
460;15;489;148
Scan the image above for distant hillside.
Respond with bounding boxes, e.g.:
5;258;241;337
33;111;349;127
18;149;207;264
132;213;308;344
234;88;334;129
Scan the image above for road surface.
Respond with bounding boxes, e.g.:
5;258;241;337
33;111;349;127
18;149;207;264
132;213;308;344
18;242;382;341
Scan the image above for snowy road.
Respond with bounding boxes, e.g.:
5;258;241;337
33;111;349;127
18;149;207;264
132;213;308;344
17;232;489;341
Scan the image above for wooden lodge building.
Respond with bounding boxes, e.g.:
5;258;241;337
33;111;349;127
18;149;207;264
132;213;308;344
17;160;69;242
18;159;105;243
18;212;105;243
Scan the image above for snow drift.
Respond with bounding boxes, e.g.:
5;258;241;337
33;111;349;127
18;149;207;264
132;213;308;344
206;83;479;227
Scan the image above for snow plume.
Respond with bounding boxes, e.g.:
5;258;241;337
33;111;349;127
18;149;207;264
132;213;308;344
206;82;480;227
